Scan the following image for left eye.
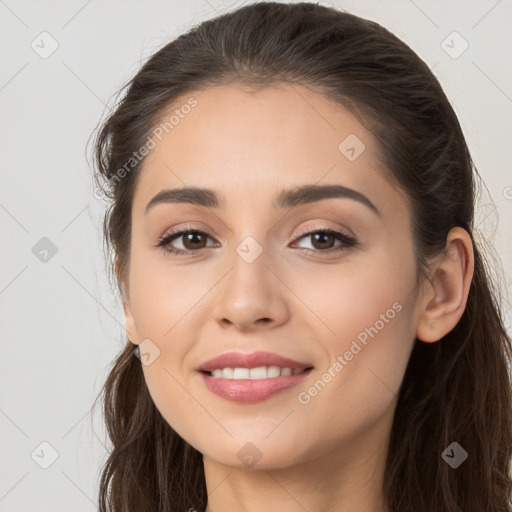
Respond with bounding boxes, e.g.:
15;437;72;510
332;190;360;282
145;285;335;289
157;227;357;256
290;228;357;255
292;228;356;253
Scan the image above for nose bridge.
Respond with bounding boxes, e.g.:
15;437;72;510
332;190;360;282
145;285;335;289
228;209;283;284
225;202;288;284
222;202;273;270
228;232;272;301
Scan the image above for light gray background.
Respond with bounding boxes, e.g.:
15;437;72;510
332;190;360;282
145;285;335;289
1;0;511;510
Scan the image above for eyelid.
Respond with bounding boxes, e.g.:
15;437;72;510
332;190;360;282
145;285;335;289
157;223;358;259
158;224;353;244
157;225;217;247
159;221;355;240
292;223;355;240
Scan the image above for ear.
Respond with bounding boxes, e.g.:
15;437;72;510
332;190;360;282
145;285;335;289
115;255;139;345
416;227;475;343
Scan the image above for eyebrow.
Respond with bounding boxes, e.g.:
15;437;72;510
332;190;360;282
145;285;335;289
144;184;381;218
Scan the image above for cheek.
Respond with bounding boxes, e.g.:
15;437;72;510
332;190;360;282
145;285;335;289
127;256;222;437
290;249;416;421
128;252;217;340
285;243;412;342
289;299;414;460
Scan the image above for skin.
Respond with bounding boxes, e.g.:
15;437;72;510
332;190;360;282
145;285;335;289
119;83;474;512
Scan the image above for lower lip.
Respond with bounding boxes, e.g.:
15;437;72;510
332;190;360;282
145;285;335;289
199;369;313;403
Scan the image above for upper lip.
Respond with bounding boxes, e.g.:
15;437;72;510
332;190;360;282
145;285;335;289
197;350;314;372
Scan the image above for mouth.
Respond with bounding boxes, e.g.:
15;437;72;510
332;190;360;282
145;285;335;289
199;366;314;379
198;366;315;403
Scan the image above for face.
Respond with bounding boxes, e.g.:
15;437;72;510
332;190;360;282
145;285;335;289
122;83;424;470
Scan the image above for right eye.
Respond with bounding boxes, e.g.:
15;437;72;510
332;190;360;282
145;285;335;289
157;228;219;256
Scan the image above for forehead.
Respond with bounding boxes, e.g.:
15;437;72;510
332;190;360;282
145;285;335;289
133;83;403;220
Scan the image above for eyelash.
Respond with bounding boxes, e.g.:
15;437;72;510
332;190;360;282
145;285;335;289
156;225;358;257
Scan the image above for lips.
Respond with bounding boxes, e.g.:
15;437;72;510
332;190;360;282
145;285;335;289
200;369;313;403
197;350;314;373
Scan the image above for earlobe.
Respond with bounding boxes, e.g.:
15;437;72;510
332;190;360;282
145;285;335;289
415;227;474;343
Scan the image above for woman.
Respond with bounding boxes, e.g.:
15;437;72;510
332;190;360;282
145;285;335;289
91;2;512;511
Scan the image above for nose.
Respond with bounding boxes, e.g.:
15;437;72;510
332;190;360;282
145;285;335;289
212;248;290;332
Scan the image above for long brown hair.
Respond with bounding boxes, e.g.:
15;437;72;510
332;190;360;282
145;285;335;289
90;2;512;510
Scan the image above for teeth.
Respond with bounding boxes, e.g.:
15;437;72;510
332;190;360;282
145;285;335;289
233;368;249;379
209;366;307;379
249;367;267;379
